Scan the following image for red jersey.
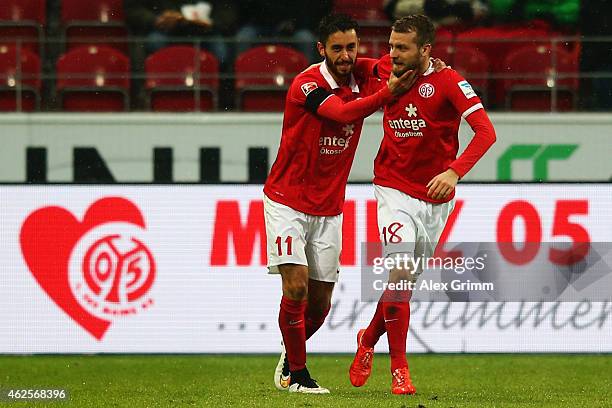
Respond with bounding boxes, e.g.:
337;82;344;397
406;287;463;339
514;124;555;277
374;56;486;203
264;62;383;216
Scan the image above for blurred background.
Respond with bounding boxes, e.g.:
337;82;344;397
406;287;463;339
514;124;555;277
0;0;610;113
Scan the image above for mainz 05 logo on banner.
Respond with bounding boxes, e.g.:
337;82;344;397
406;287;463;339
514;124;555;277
2;185;611;353
19;197;156;340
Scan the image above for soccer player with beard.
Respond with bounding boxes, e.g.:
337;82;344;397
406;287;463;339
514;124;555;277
349;15;496;394
264;14;419;394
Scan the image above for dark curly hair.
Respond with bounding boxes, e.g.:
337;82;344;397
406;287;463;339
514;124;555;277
318;14;360;44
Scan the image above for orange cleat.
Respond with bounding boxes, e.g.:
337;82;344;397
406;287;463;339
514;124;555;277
391;367;416;395
349;329;374;387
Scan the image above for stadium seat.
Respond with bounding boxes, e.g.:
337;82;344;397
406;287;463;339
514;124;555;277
358;40;387;59
358;24;390;58
145;46;219;112
0;0;45;56
502;44;578;111
56;45;130;112
433;27;455;66
456;25;554;70
456;24;557;105
359;24;390;40
0;45;41;111
235;45;309;112
61;0;127;52
333;0;387;22
452;45;490;103
432;42;455;68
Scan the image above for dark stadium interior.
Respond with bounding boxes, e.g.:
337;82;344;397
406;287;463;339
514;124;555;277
0;0;610;112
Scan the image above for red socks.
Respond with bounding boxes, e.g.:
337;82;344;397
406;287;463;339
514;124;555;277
279;297;331;371
362;289;412;372
305;303;330;340
278;296;307;372
362;301;386;348
383;301;410;372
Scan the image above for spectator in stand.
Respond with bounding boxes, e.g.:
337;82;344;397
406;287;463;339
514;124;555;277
424;0;488;27
235;1;331;62
579;0;612;110
384;0;487;27
125;0;238;68
384;0;425;21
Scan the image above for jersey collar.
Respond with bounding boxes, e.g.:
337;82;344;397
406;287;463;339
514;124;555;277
422;59;435;76
319;61;360;93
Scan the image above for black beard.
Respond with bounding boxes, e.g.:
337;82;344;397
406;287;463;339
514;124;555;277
392;58;419;76
393;64;415;77
325;58;352;78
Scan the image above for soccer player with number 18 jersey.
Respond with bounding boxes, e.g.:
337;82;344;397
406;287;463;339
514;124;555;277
349;15;497;395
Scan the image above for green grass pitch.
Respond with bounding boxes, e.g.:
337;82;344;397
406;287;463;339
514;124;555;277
1;354;610;407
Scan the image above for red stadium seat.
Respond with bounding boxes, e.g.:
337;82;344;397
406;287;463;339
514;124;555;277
0;0;45;56
456;25;554;71
452;45;490;103
56;45;130;112
61;0;127;52
436;27;454;42
145;46;219;112
235;45;309;112
358;40;387;58
359;24;390;40
502;44;578;111
456;24;558;105
433;27;455;66
357;24;390;58
333;0;387;22
432;42;455;68
0;45;41;111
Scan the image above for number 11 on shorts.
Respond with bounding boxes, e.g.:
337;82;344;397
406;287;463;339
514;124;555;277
275;236;293;256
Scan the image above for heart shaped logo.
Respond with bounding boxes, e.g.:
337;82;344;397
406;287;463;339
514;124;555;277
19;197;156;340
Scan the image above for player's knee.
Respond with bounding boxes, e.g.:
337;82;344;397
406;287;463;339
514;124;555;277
285;281;308;300
389;267;412;283
279;264;309;299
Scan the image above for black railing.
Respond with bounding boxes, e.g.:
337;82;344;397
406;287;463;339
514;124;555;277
1;36;611;112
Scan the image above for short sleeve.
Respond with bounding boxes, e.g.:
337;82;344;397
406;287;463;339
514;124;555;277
373;54;392;81
353;57;386;96
288;72;333;113
444;69;484;119
353;58;378;80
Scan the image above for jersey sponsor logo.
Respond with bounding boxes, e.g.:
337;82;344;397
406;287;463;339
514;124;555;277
301;82;318;96
387;104;426;137
319;124;355;155
405;103;418;117
418;83;435;98
319;135;353;154
342;123;355;136
458;80;477;99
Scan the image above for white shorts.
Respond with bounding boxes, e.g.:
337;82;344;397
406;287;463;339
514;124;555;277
263;194;341;283
375;184;455;274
